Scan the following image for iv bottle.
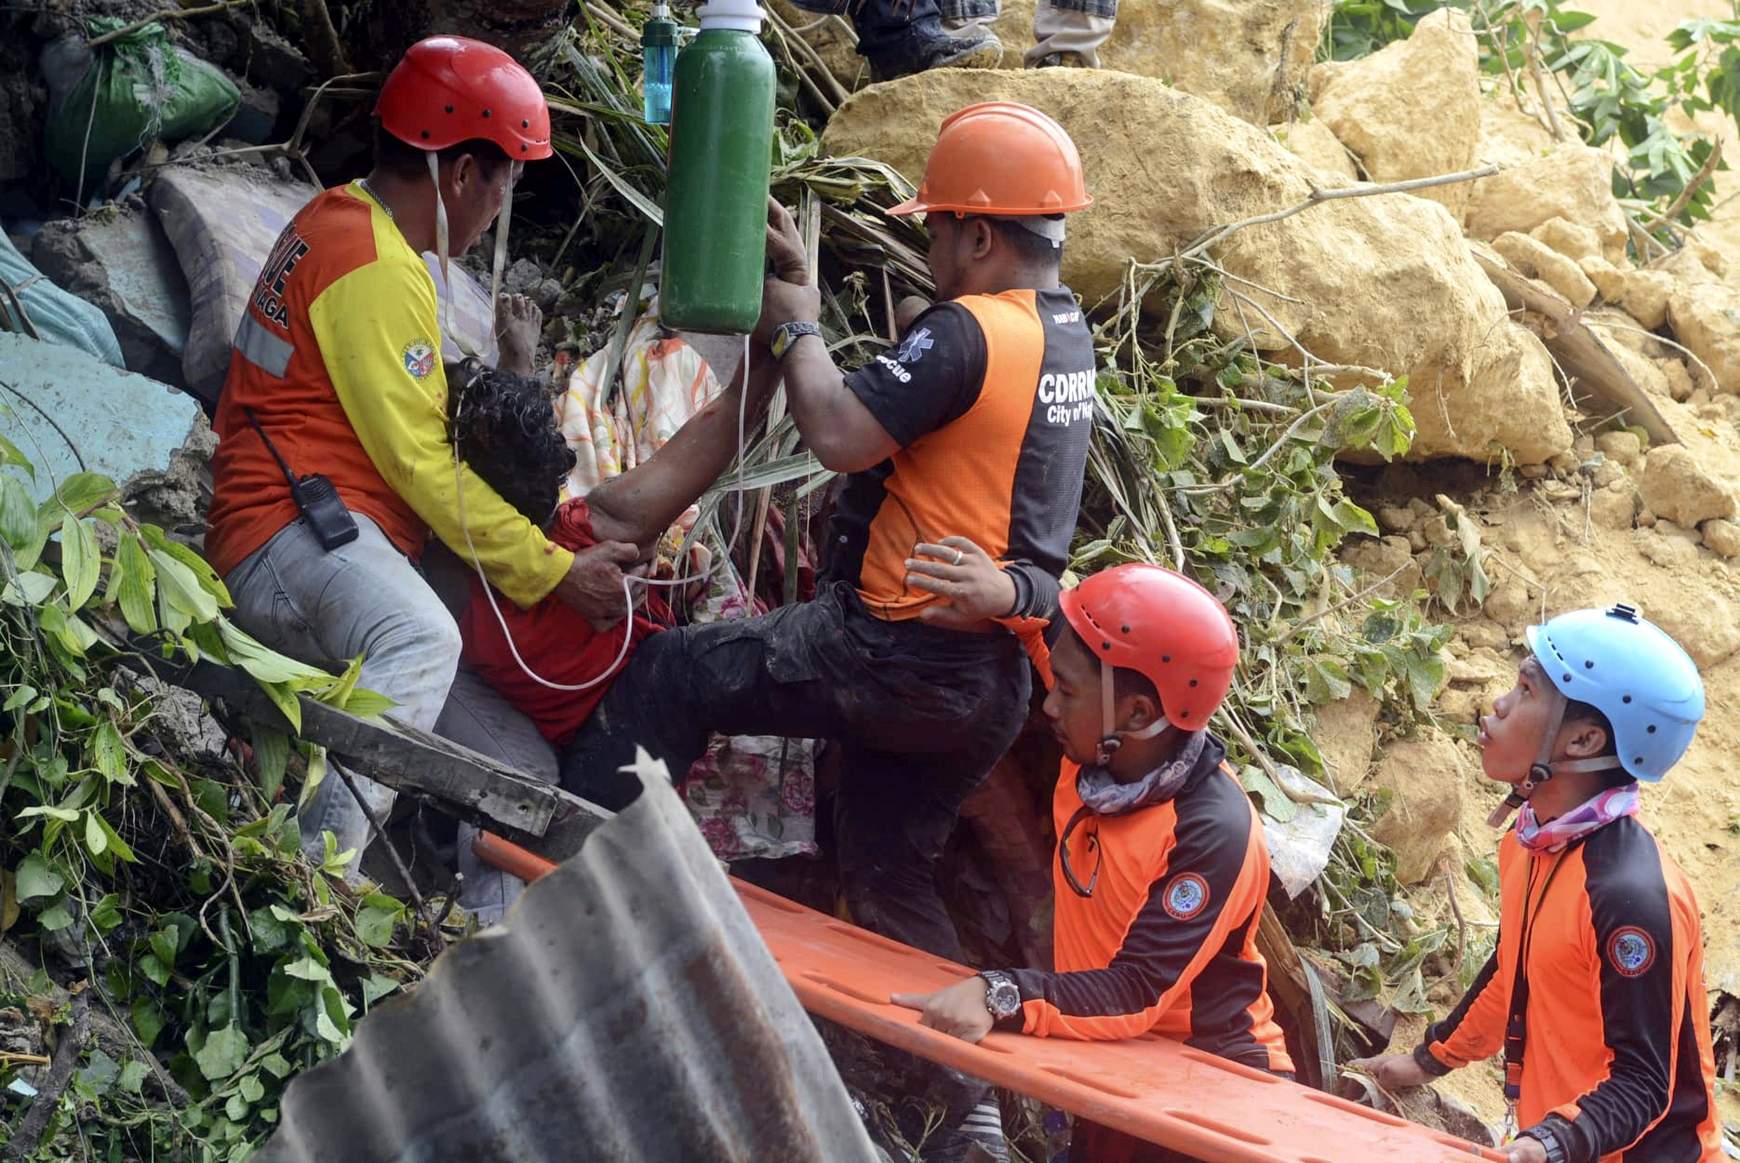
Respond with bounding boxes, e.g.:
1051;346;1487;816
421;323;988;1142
641;5;677;125
660;0;776;335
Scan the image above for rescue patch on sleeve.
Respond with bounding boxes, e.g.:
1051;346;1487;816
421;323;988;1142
402;339;437;380
1606;926;1657;978
1162;872;1210;921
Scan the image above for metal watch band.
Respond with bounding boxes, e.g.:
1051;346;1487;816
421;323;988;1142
979;970;1021;1021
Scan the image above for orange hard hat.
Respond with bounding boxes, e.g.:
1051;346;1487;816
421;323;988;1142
1059;565;1238;733
889;102;1092;218
376;36;552;161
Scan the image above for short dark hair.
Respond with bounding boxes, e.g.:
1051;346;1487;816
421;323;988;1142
448;363;570;526
1069;626;1160;707
984;216;1065;269
374;125;513;180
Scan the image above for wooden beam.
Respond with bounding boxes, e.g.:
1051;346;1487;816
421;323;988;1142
1473;252;1679;447
142;656;608;845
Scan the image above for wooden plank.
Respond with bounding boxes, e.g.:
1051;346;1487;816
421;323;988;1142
1472;252;1679;447
147;656;605;842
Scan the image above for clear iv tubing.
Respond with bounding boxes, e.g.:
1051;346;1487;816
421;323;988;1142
455;333;754;692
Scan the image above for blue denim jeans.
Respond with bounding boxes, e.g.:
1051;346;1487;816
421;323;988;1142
224;514;461;879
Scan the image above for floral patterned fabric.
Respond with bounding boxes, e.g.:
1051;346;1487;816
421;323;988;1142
557;296;817;862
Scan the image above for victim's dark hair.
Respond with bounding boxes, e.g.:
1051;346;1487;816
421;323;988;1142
448;364;571;525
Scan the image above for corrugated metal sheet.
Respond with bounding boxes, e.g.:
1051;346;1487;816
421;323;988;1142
254;754;879;1163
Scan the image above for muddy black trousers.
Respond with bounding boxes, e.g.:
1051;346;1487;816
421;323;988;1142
559;581;1032;960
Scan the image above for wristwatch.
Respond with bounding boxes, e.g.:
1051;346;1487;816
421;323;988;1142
1520;1124;1568;1163
771;320;822;360
980;970;1022;1023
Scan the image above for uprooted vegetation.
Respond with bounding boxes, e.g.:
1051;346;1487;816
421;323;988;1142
3;0;1740;1157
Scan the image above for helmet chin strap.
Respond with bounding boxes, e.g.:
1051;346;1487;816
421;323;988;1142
430;151;511;363
1486;684;1624;827
1095;659;1169;767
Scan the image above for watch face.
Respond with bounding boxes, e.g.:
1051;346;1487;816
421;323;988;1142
985;976;1020;1018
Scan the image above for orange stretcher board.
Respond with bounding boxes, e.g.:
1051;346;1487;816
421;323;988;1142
476;833;1504;1163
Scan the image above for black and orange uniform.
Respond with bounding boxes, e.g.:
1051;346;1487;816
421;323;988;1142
828;289;1095;622
1003;744;1294;1068
561;287;1096;960
1414;818;1721;1162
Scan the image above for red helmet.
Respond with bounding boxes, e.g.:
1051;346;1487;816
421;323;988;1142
1059;565;1239;732
376;36;552;161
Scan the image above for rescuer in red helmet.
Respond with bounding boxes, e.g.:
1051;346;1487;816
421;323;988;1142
892;561;1296;1162
205;38;636;886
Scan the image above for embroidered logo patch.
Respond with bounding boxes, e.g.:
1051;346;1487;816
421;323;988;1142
895;327;934;364
1162;872;1210;921
1607;926;1657;978
402;339;437;380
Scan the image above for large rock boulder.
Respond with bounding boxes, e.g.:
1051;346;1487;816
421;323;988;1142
1667;282;1740;393
1273;118;1358;180
1465;142;1629;263
1370;731;1467;885
1310;9;1481;219
824;70;1573;464
997;0;1324;124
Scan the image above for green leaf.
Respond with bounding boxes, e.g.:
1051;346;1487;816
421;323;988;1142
92;720;129;784
2;684;36;712
142;525;232;608
149;925;180;969
119;1059;151;1094
0;433;31;474
0;474;36;550
240;1073;266;1103
298;746;327;811
38;902;74;931
252;726;289;802
45;472;117;518
361;973;401;1007
14;853;63;902
89;892;124;933
280;955;333;983
131;1000;167;1047
60;516;99;610
225;1091;249;1121
355;901;401;948
138;954;171;988
340;687;397;719
84;810;108;856
116;533;158;635
91;813;135;863
149;547;220;622
193;1024;250;1082
260;1052;293;1079
2;571;57;606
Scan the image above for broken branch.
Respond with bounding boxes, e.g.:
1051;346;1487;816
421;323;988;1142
3;987;90;1162
1182;165;1502;260
86;0;254;48
1642;138;1724;233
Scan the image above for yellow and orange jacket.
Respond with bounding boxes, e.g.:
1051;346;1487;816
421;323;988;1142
205;181;571;606
1002;737;1294;1074
1416;819;1721;1162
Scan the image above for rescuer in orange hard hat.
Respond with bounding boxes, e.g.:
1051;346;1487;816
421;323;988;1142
559;103;1096;1157
205;38;635;898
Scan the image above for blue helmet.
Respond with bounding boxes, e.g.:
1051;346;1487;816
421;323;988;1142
1525;603;1704;782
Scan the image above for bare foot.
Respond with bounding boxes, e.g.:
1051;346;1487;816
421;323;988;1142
495;291;542;376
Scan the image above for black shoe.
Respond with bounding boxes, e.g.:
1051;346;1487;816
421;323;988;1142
868;29;1003;83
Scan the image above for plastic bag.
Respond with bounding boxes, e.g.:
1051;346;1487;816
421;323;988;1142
44;19;240;186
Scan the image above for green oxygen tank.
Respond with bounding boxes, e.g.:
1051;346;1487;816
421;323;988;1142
660;0;776;334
